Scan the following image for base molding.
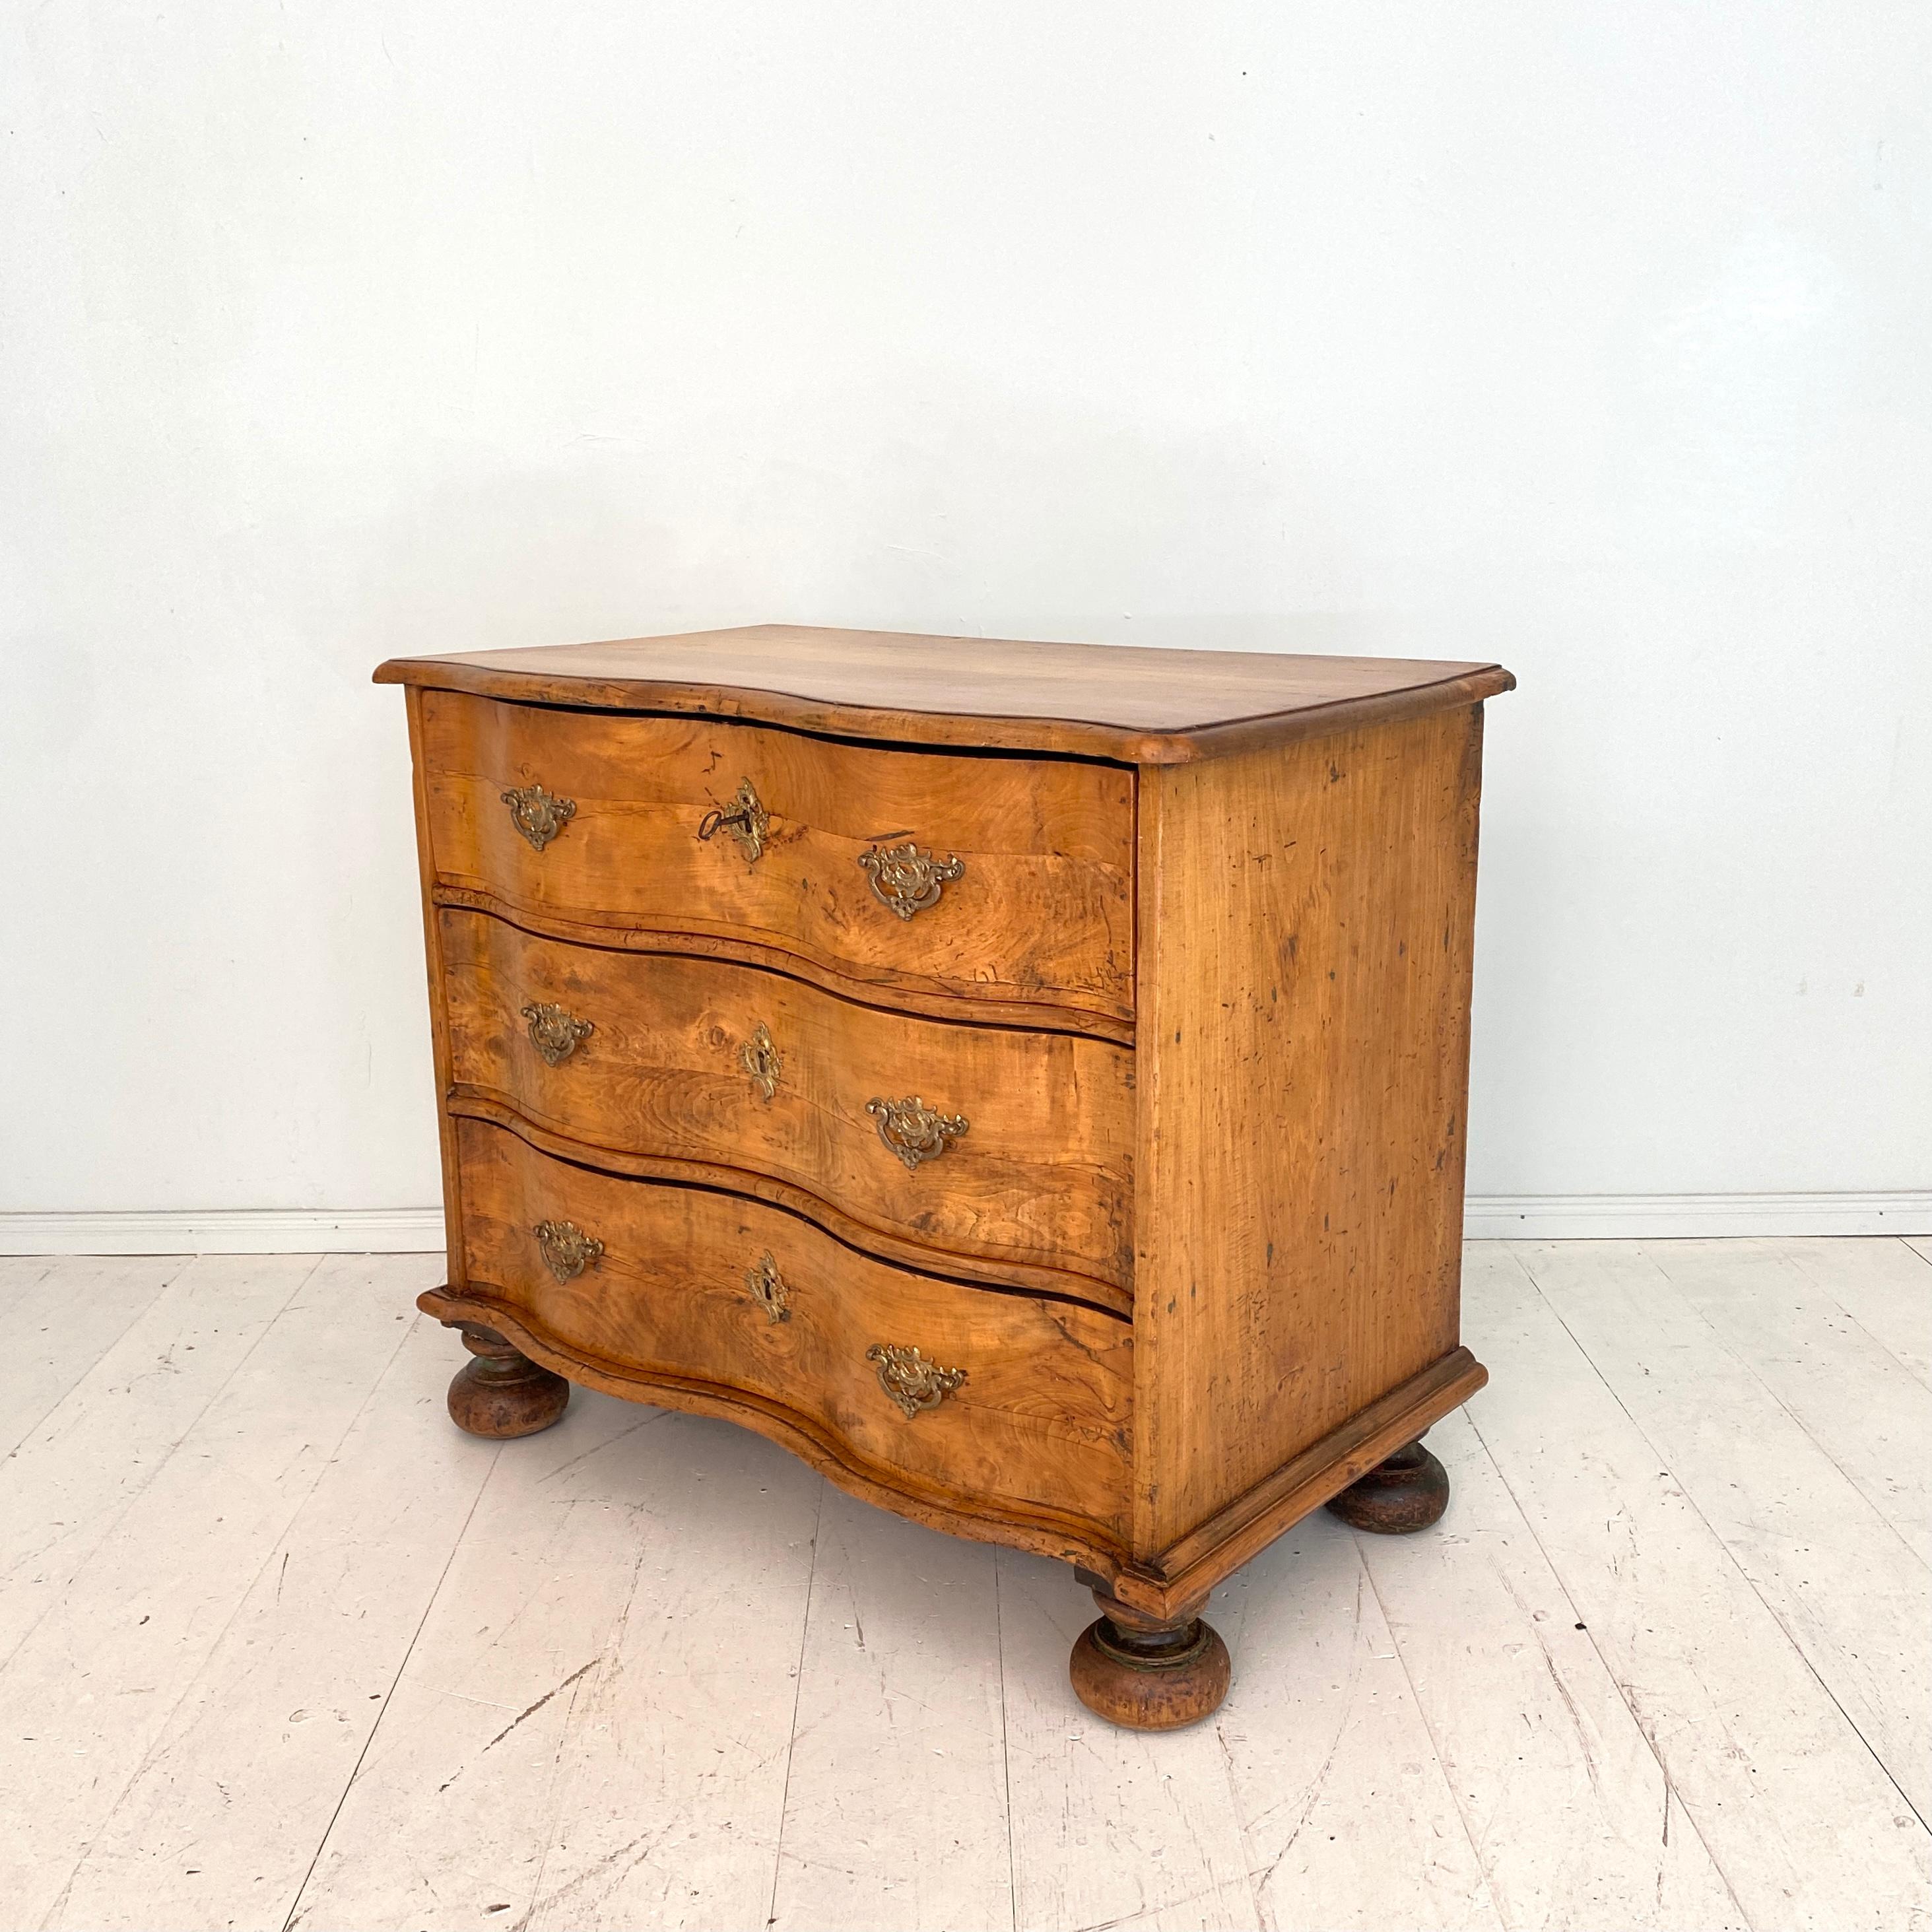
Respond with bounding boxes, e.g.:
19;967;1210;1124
1460;1191;1932;1240
0;1208;448;1256
1140;1348;1486;1613
3;1192;1927;1256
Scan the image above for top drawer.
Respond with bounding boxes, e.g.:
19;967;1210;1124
416;691;1135;1026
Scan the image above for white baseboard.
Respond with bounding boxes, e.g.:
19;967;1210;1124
1463;1191;1932;1240
0;1209;448;1257
2;1193;1928;1256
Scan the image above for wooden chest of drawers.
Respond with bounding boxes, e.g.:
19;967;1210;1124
377;625;1512;1728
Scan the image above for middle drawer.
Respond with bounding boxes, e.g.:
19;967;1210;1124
440;909;1135;1298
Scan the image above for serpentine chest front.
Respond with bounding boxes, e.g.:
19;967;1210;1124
378;624;1511;1728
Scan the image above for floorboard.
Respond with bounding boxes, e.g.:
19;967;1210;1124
51;1273;490;1931
517;1413;822;1932
770;1486;1013;1932
3;1240;1928;1932
1214;1516;1502;1932
1642;1239;1932;1567
1463;1242;1932;1932
1350;1409;1745;1929
282;1388;686;1929
0;1255;420;1929
1514;1239;1931;1827
0;1253;320;1671
0;1254;187;1462
288;1400;821;1932
1778;1237;1932;1390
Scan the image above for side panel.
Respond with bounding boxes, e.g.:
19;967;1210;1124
1132;704;1486;1558
404;685;466;1287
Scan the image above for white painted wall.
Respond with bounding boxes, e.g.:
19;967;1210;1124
5;3;1928;1228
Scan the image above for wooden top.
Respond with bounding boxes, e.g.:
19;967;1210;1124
375;624;1512;764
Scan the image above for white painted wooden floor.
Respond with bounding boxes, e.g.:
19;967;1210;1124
0;1239;1927;1932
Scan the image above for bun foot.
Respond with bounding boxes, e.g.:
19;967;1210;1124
444;1322;569;1438
1325;1437;1449;1533
1069;1591;1231;1731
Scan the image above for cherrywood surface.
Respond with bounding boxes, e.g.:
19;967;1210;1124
451;1117;1135;1545
417;688;1135;1024
377;623;1513;764
438;908;1134;1297
1131;704;1486;1556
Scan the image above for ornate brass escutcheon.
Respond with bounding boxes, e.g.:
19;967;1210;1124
521;1001;594;1067
857;841;965;919
696;778;770;863
533;1218;603;1282
865;1095;969;1171
745;1251;791;1323
740;1022;782;1102
866;1343;967;1418
501;782;576;852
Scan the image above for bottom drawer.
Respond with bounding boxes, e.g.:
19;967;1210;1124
453;1119;1133;1544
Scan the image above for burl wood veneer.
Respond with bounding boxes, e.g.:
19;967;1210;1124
378;623;1512;1729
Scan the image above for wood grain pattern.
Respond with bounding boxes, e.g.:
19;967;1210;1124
432;892;1137;1044
1140;1347;1486;1611
417;688;1135;1024
377;623;1513;765
451;1117;1134;1547
1131;704;1487;1558
446;1098;1135;1316
438;908;1134;1297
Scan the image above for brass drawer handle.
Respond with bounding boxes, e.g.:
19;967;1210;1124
866;1096;968;1171
533;1219;603;1282
697;778;770;863
502;783;576;852
746;1251;791;1323
867;1343;966;1418
857;842;964;919
740;1022;782;1102
521;1001;593;1067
